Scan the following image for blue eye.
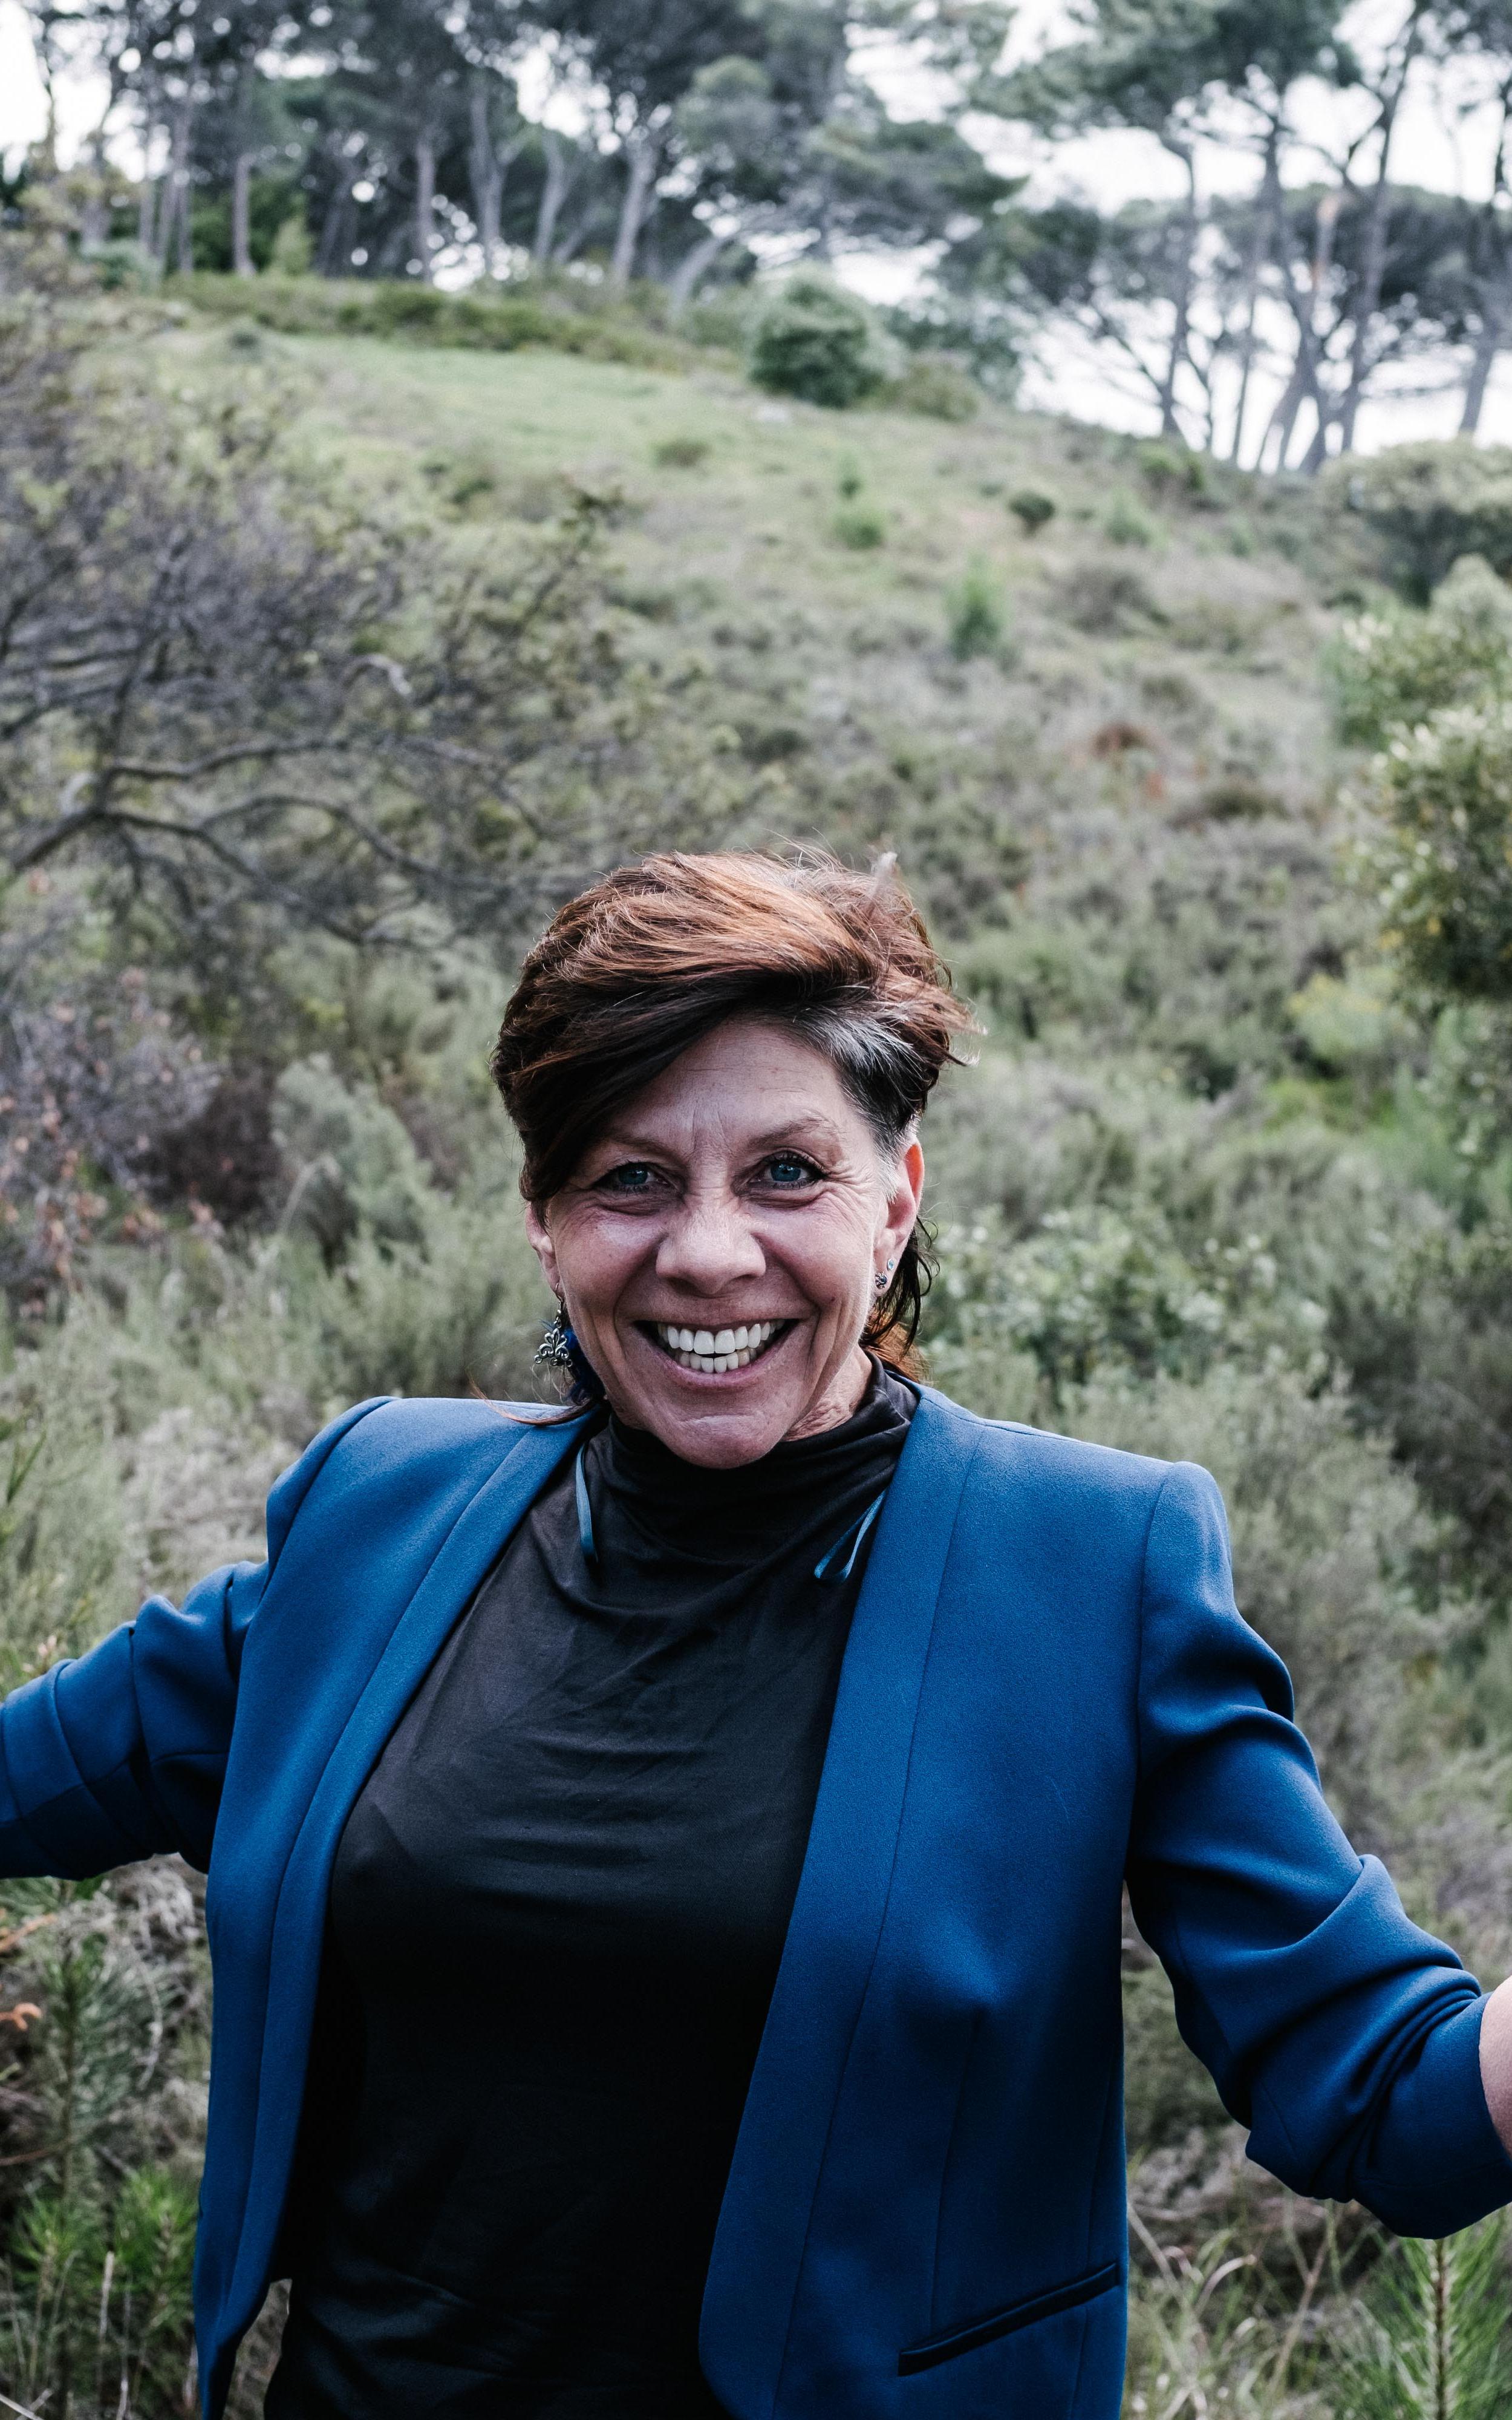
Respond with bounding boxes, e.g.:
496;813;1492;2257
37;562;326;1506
765;1154;820;1186
601;1163;657;1193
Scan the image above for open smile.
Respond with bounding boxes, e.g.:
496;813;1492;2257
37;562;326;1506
644;1319;793;1376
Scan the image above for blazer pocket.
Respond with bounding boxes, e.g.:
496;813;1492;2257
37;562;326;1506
897;2260;1122;2376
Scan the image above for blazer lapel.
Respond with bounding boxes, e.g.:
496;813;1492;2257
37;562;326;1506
223;1414;581;2322
699;1389;982;2420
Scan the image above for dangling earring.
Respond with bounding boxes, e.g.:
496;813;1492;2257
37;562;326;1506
535;1300;605;1405
873;1255;896;1296
535;1300;579;1372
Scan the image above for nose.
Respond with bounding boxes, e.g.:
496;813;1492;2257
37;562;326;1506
654;1192;765;1298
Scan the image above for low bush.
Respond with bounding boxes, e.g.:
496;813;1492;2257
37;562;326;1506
168;272;700;370
1331;554;1512;746
747;273;891;410
882;353;979;420
1354;700;1512;1005
1053;559;1157;633
1008;488;1056;534
832;502;887;549
1105;491;1157;547
945;560;1008;659
1334;438;1512;601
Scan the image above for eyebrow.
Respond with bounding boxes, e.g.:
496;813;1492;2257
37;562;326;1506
590;1119;847;1158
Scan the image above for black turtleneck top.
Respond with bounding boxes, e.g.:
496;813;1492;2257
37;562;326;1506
268;1361;916;2420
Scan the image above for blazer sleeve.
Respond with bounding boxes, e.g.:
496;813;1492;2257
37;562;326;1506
0;1398;385;1881
1126;1458;1512;2237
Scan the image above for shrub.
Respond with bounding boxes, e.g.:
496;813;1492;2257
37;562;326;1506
1335;2219;1512;2419
1053;559;1156;633
1198;775;1287;821
1135;438;1209;497
1334;438;1512;601
832;502;886;549
747;273;890;410
652;435;710;469
884;353;978;420
1104;491;1156;547
1008;488;1056;535
1354;699;1512;1003
268;211;312;276
168;271;695;370
1331;554;1512;746
945;559;1007;659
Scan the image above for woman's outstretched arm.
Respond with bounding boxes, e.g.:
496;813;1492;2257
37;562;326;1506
0;1399;381;1879
1129;1460;1512;2237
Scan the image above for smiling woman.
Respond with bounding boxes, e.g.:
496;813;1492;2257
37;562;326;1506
3;855;1512;2420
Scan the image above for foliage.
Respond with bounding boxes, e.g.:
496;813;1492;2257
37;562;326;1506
1337;443;1512;604
881;354;979;421
1008;486;1056;533
832;502;886;549
0;305;737;1012
1354;700;1512;1006
1334;2219;1512;2419
945;560;1008;659
1332;556;1512;747
747;272;891;410
170;270;706;368
1105;489;1157;546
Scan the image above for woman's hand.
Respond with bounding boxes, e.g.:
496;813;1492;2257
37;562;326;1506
1480;1978;1512;2155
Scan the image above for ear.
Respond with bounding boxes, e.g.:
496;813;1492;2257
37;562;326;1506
524;1199;561;1298
878;1134;926;1267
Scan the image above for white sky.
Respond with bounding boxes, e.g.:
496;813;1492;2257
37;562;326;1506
5;0;1511;452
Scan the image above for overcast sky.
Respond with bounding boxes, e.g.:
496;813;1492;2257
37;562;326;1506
4;0;1508;451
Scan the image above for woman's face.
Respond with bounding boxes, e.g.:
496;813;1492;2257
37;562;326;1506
524;1016;925;1468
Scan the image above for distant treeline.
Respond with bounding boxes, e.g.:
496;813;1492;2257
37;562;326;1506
10;0;1512;466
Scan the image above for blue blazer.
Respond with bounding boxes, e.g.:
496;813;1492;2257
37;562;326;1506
0;1387;1507;2420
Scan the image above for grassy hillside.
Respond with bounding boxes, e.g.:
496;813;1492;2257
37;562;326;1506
6;312;1512;2414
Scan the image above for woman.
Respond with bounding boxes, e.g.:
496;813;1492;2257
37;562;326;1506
3;850;1511;2420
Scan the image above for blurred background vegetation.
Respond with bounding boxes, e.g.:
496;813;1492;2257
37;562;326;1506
12;0;1512;2402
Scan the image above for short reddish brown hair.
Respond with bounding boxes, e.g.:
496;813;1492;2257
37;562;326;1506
491;851;976;1358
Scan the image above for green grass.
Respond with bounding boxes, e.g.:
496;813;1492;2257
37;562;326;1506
166;318;1340;883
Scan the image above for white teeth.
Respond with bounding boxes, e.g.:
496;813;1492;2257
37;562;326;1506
651;1318;784;1373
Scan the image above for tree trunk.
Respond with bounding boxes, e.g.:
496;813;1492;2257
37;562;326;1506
1227;125;1280;464
1259;185;1337;471
161;102;193;273
137;90;158;254
668;226;729;320
316;175;351;276
469;87;503;278
1461;315;1499;434
609;127;657;290
1337;0;1426;456
232;151;255;276
79;132;109;249
1462;92;1512;437
1157;135;1198;440
553;211;595;266
415;126;437;281
533;129;569;263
